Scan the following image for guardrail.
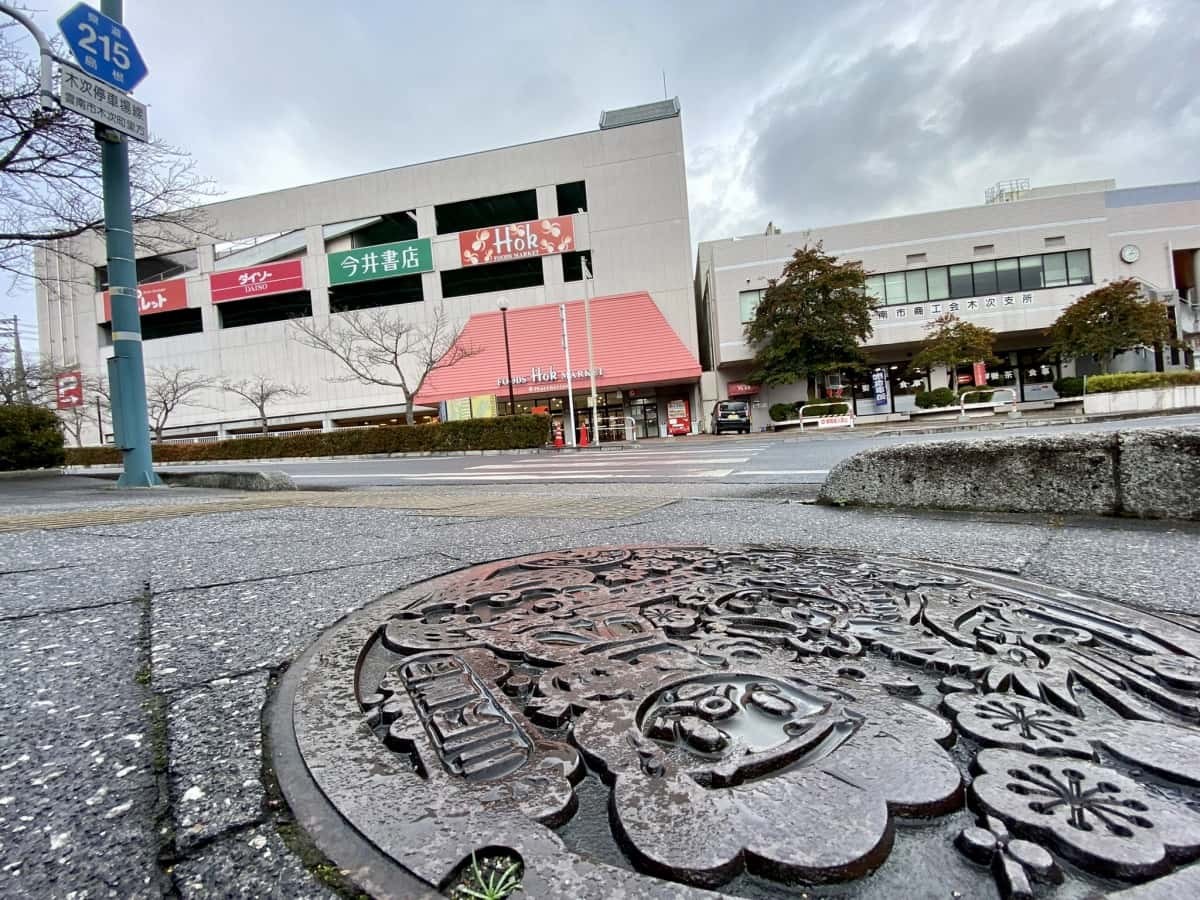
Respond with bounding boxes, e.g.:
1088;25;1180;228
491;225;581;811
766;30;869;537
796;404;855;432
594;414;637;442
958;388;1020;421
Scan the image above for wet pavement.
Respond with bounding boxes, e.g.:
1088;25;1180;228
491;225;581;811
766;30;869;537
1;475;1199;898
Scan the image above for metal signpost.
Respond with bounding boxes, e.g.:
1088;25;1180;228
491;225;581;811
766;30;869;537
63;1;159;485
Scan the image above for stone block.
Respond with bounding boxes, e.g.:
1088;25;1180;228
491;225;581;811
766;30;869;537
1118;427;1200;520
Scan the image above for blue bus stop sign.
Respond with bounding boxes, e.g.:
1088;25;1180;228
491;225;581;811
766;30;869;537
58;3;148;92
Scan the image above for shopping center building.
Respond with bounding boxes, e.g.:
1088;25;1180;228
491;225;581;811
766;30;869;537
695;179;1200;428
35;99;701;444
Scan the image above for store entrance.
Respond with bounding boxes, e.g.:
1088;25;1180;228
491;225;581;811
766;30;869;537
629;394;659;439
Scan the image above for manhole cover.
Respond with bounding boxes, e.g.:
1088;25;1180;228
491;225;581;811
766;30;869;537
270;547;1200;899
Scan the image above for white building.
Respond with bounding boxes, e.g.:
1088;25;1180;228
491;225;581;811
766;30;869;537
36;99;701;444
695;179;1200;429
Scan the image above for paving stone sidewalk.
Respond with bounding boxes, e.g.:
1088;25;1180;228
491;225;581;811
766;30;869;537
1;478;1198;898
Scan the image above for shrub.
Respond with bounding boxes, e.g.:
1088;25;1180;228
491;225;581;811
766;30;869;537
1085;371;1200;394
1054;376;1085;397
66;414;551;466
799;402;850;417
0;404;66;471
914;387;958;409
958;389;994;403
769;402;795;422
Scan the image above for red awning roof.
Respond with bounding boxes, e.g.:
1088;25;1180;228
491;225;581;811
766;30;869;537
417;292;701;405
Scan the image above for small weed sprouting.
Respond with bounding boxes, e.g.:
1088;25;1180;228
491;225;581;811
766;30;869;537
448;852;522;900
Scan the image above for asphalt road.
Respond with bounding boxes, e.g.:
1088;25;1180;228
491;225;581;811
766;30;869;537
109;412;1200;488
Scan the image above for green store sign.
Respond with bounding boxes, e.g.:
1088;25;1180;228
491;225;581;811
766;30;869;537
327;238;433;286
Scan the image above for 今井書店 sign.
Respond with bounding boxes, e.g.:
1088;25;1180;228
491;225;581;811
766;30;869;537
328;238;433;286
55;371;84;409
210;259;305;304
102;277;188;322
460;216;574;267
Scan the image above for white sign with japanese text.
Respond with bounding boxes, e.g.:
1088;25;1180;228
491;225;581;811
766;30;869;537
59;65;148;142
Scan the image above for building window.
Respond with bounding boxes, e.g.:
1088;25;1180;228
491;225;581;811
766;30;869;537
562;250;592;282
218;292;313;329
330;274;423;313
926;267;949;300
101;308;204;342
996;258;1021;293
1067;250;1092;285
865;275;884;305
739;289;764;323
858;248;1092;314
884;271;907;305
1020;256;1044;290
905;270;928;303
949;264;973;299
972;260;997;295
556;181;587;216
350;212;418;247
1043;252;1068;287
440;257;543;298
435;188;538;235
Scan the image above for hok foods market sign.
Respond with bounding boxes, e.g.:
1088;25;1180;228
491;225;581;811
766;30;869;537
327;238;433;286
498;365;603;389
460;216;575;267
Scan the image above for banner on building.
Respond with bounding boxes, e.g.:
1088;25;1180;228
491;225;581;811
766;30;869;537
102;277;188;322
871;369;889;408
445;398;473;421
459;216;575;267
973;361;988;386
470;394;498;418
55;370;83;409
210;259;305;303
327;238;433;286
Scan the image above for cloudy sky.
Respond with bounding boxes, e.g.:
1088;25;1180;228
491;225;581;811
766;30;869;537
4;0;1198;348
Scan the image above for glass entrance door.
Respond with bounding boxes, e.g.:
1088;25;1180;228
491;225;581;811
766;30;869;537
630;396;659;439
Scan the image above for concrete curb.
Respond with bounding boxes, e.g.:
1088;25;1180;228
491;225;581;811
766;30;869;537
160;471;298;491
0;468;65;480
818;425;1200;520
64;442;646;472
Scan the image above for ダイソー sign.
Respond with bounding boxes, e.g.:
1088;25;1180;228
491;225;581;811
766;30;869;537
102;277;187;322
59;65;149;142
55;371;84;409
210;260;305;304
459;216;575;267
328;239;433;286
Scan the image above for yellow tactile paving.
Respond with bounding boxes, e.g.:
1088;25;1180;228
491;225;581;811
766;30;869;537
0;490;672;533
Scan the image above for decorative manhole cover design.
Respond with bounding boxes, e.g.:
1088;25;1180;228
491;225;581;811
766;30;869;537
279;547;1200;899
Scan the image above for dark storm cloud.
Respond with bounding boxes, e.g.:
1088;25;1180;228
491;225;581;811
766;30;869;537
745;0;1200;230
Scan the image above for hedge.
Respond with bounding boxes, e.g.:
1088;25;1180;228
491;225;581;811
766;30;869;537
768;403;794;422
66;414;551;466
799;402;850;417
914;387;958;409
1084;371;1200;394
0;404;66;471
1054;376;1085;397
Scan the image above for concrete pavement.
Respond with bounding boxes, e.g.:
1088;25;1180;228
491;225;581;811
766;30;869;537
1;475;1198;897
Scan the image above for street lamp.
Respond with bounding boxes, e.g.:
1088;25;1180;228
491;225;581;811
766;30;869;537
497;298;516;415
579;208;599;441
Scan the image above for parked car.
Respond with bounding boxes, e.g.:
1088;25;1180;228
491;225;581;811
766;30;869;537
710;400;752;434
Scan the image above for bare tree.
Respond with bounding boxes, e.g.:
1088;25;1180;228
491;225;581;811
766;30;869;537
0;343;51;404
0;21;217;283
291;307;479;425
146;366;213;440
221;376;306;435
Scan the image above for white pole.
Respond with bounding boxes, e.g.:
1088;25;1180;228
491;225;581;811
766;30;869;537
561;304;577;447
580;209;599;442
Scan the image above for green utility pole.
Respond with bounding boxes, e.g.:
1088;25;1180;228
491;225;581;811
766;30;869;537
99;0;160;486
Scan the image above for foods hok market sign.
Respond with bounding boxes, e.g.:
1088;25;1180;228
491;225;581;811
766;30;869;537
327;238;433;286
210;259;305;303
498;365;603;390
460;216;575;267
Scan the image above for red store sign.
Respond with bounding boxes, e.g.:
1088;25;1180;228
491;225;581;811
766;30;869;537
102;277;188;322
459;216;575;267
209;259;305;303
55;370;83;409
727;382;760;397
